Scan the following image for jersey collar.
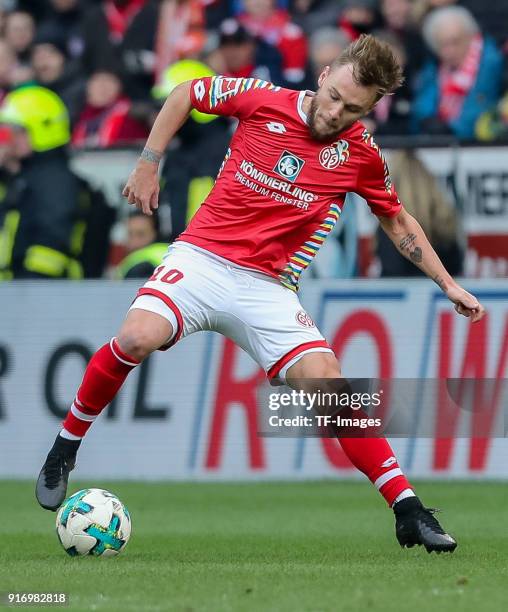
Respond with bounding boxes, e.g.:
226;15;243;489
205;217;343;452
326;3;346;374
297;90;314;125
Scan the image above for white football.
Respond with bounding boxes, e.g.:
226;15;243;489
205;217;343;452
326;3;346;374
56;488;131;557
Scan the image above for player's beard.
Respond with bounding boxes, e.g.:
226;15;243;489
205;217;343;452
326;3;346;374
306;96;352;142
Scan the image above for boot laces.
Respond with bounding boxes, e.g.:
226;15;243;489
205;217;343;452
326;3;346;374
44;454;66;489
419;507;445;534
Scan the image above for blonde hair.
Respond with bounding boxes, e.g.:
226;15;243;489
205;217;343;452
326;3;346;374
331;34;404;101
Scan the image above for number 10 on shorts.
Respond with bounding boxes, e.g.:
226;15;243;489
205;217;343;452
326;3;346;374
149;267;184;284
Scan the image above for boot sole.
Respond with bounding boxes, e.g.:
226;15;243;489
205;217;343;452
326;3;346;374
398;534;457;553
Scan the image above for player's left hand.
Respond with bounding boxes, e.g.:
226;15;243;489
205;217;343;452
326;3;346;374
446;285;485;322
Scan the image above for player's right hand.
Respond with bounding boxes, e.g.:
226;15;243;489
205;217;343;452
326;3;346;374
446;285;486;323
122;160;160;216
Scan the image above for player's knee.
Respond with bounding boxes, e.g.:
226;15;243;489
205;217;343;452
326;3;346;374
116;327;160;361
117;308;174;361
318;360;342;379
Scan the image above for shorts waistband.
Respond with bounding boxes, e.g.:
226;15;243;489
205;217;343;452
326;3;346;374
172;241;281;285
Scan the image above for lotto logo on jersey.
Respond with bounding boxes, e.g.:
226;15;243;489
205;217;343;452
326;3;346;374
273;150;305;183
193;80;206;101
266;122;286;134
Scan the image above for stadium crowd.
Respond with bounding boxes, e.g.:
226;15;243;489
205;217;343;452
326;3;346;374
0;0;507;279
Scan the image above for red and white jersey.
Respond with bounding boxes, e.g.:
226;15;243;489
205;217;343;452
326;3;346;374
178;76;402;291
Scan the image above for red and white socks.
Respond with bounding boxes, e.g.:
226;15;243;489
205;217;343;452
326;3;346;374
60;338;139;441
338;437;415;507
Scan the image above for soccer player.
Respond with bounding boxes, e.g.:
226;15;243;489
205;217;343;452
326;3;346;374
36;35;485;553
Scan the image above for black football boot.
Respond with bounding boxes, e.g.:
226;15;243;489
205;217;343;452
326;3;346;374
394;496;457;553
36;436;81;511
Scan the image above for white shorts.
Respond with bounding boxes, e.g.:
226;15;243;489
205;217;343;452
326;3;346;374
129;241;333;384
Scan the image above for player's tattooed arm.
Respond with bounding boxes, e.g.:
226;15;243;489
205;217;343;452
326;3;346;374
398;233;423;264
380;209;442;275
378;207;486;323
433;275;447;291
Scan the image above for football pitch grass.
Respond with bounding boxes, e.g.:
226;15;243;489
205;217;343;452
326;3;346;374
0;481;506;612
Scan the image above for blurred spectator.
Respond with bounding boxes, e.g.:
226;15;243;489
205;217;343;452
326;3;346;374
38;0;86;59
412;6;503;139
153;59;230;241
376;149;463;276
411;0;457;25
72;70;149;148
3;11;35;65
152;58;216;125
289;0;342;36
381;0;410;30
0;39;16;102
411;0;508;50
31;26;86;125
237;0;308;85
80;0;159;101
0;86;82;279
475;92;508;142
73;171;117;279
202;0;233;30
117;210;168;278
379;0;427;78
154;0;207;83
0;127;18;279
0;123;15;171
0;37;35;96
208;18;284;84
338;0;380;40
15;1;47;21
0;1;11;33
461;0;508;51
308;27;351;80
365;30;412;135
